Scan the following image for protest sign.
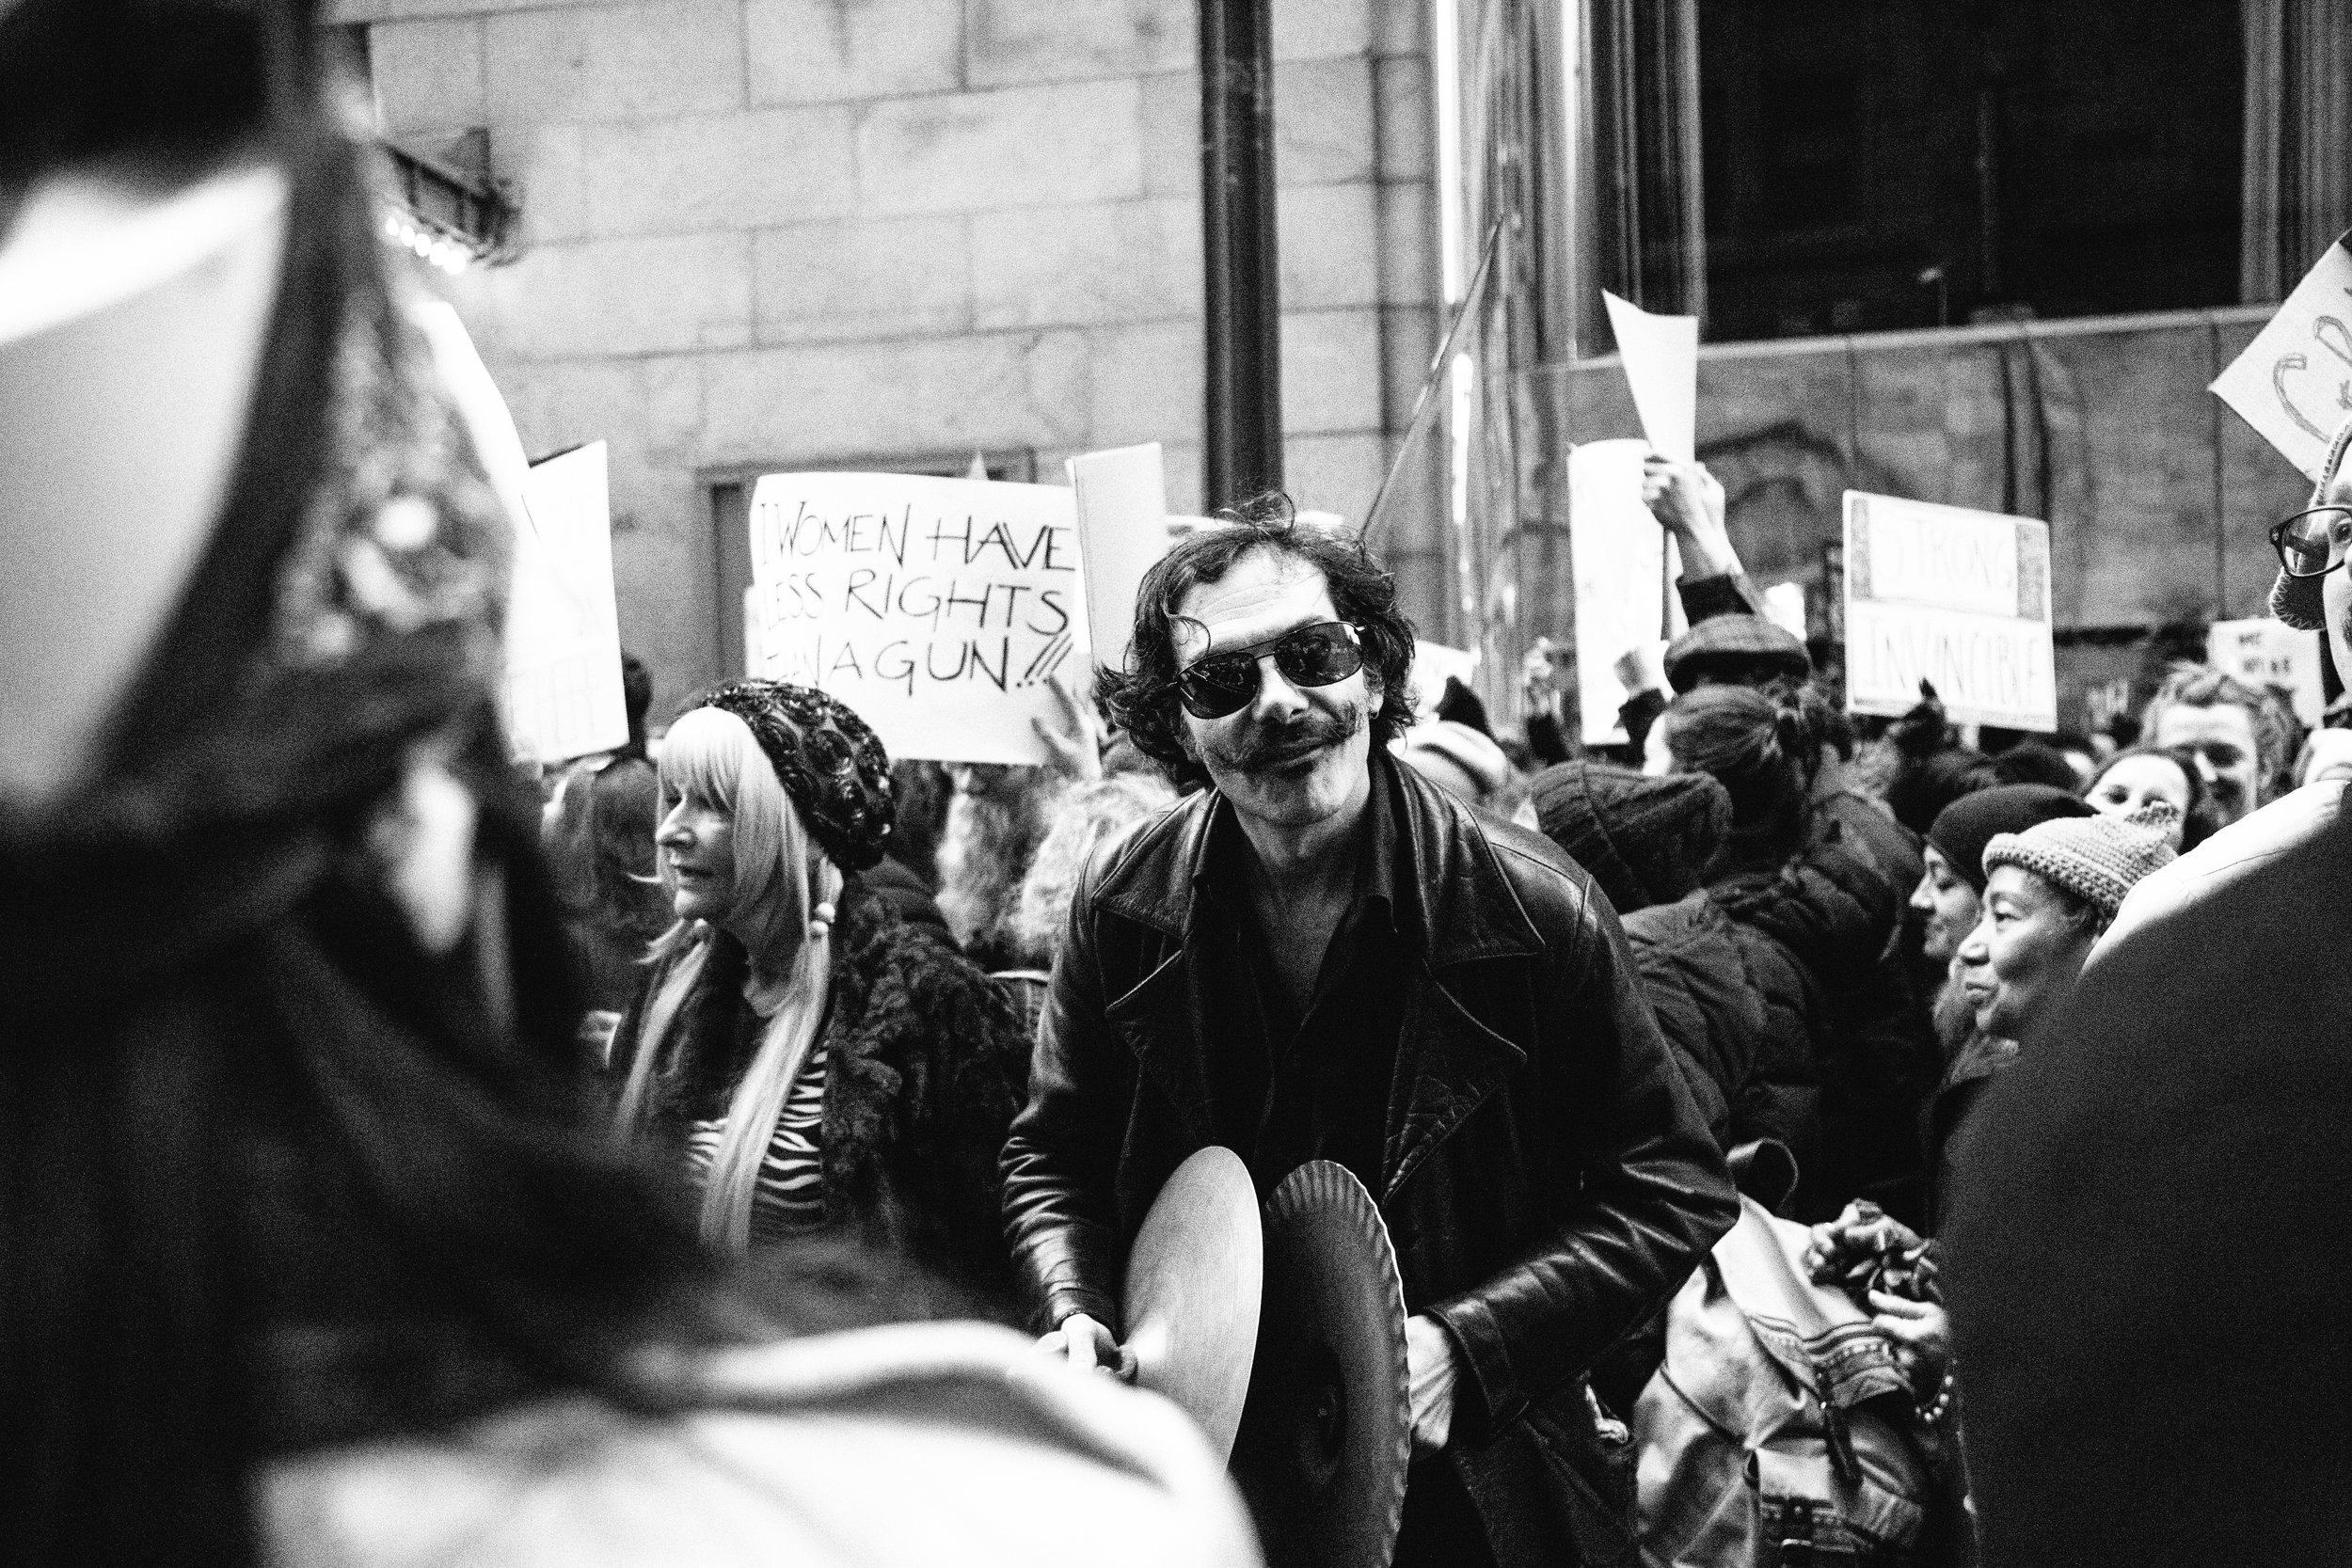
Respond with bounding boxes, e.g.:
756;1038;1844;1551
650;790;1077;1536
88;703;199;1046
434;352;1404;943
410;302;628;764
1842;492;2056;731
1068;442;1172;673
1570;438;1670;743
747;472;1081;767
1602;291;1699;463
2210;232;2352;481
502;442;629;764
2208;616;2325;727
1760;580;1807;641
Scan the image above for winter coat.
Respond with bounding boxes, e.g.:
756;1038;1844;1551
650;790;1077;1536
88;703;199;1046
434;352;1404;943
1947;781;2352;1566
1624;841;1896;1217
609;878;1030;1297
1002;755;1737;1568
1802;792;1941;1227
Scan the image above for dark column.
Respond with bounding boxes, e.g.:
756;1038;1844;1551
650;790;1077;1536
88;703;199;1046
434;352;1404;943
1200;0;1282;511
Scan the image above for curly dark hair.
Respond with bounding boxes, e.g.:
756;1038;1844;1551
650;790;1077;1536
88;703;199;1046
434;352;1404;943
1097;494;1418;784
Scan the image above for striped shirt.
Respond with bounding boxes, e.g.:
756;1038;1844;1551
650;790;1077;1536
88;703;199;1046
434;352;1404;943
683;1037;830;1245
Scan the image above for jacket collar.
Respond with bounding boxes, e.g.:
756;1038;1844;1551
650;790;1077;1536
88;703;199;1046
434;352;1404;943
1094;750;1545;970
1092;752;1543;1201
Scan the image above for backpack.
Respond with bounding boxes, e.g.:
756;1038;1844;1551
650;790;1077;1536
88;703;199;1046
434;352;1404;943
1632;1195;1932;1567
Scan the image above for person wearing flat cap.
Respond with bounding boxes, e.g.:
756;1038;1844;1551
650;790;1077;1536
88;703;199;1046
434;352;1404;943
609;679;1032;1290
1947;410;2352;1568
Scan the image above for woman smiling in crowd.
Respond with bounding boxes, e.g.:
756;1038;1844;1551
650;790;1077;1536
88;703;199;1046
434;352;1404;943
1954;802;2180;1050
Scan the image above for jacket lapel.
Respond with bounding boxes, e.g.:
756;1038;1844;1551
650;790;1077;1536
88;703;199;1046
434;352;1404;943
1379;763;1545;1202
1104;946;1217;1147
1382;965;1528;1201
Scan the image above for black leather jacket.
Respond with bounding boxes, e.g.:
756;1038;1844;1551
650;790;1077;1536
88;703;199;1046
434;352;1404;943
1002;758;1736;1562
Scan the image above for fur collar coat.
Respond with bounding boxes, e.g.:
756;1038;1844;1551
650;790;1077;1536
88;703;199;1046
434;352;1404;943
610;878;1031;1299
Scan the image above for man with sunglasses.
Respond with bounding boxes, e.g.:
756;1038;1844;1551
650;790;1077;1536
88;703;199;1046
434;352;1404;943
1944;413;2352;1567
1002;500;1736;1568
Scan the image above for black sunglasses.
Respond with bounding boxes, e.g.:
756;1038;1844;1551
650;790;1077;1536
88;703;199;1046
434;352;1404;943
2271;505;2352;578
1175;621;1367;720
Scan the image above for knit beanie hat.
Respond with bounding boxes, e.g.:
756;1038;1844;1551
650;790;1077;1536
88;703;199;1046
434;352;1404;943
1527;763;1731;914
1981;800;2180;919
1926;784;2095;895
693;679;896;871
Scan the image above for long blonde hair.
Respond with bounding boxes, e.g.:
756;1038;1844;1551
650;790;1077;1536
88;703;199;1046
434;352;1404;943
616;705;843;1252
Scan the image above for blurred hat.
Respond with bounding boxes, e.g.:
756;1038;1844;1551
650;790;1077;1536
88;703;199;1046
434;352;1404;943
2271;411;2352;633
1982;800;2179;919
1527;763;1731;914
1662;614;1812;692
694;680;896;870
1394;720;1511;800
1927;784;2096;895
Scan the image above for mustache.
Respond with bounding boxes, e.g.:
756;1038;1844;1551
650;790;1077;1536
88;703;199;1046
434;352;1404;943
1210;708;1360;770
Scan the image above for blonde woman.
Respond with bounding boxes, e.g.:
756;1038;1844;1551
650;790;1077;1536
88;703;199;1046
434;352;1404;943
610;680;1029;1287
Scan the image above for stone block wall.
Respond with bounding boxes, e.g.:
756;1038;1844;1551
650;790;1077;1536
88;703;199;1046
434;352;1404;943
337;0;1442;712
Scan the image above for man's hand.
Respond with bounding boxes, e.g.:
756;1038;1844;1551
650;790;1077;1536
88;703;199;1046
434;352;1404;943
1612;641;1669;699
1640;453;1739;581
1037;1311;1135;1382
1404;1314;1458;1459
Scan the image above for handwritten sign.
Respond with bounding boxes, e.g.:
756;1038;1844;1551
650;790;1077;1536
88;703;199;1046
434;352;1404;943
1602;291;1698;463
503;442;629;764
1842;491;2056;731
1570;438;1670;743
2211;232;2352;481
2209;616;2325;727
747;472;1081;766
1068;442;1172;674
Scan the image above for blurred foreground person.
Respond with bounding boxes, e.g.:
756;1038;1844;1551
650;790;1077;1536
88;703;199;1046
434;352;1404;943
1006;499;1736;1568
0;8;1255;1565
608;683;1030;1286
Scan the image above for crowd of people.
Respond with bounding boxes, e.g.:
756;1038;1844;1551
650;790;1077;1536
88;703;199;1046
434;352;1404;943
11;5;2352;1568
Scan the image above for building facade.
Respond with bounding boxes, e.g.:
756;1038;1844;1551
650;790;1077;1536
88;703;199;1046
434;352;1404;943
341;0;1446;715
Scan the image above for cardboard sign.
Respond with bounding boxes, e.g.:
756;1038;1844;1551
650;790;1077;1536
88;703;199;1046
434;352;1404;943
411;301;628;765
1570;438;1670;743
1068;442;1172;674
2208;616;2326;727
1602;290;1698;463
747;472;1081;766
2210;232;2352;481
503;442;629;764
1842;492;2057;731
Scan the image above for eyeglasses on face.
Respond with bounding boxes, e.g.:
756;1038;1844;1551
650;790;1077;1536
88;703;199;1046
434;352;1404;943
1174;620;1367;720
2270;505;2352;578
